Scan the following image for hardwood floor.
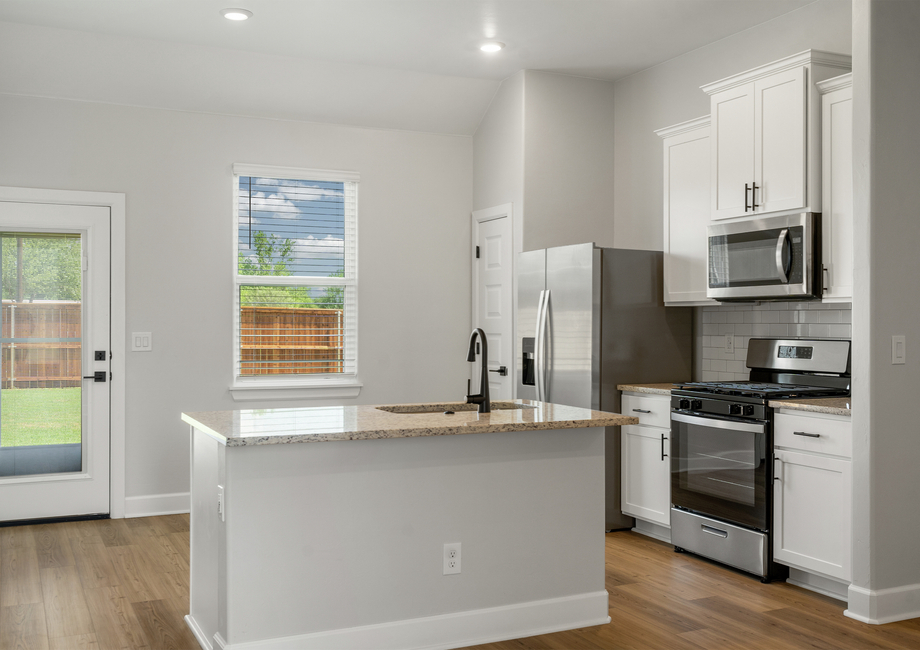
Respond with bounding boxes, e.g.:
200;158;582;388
2;517;919;649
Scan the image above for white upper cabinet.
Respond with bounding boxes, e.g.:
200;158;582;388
703;50;851;221
656;117;717;305
818;73;854;303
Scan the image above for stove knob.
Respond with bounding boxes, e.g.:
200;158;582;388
679;399;691;410
743;404;755;416
729;404;742;415
691;399;703;411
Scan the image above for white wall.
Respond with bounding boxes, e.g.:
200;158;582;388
0;94;473;508
522;71;616;251
848;0;920;624
612;0;852;251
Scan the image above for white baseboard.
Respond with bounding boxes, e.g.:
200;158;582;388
206;590;610;650
787;568;849;602
631;519;671;544
124;492;190;518
186;615;212;650
845;582;920;624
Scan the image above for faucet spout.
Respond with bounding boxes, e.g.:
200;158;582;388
465;328;491;413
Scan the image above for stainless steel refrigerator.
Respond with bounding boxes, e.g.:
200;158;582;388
517;243;693;530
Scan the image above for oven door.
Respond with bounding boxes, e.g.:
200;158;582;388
707;213;817;301
670;412;769;531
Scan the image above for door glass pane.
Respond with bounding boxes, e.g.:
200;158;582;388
0;233;82;478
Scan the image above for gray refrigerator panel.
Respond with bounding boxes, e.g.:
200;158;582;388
598;248;693;531
544;243;601;410
516;249;545;402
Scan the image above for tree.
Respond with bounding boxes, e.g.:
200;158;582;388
314;268;345;310
1;235;81;302
238;231;315;308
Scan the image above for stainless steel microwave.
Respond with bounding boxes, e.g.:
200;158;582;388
707;213;821;301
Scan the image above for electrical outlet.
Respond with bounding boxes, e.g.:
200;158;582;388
725;334;734;354
443;542;461;575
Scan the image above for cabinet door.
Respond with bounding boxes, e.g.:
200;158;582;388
711;84;755;220
662;123;716;304
774;449;851;581
621;424;671;527
821;83;854;302
754;66;807;214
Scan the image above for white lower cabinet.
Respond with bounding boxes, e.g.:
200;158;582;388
621;393;672;528
773;411;852;583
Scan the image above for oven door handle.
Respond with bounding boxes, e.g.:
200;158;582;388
671;412;766;434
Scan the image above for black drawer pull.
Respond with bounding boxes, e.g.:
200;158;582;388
632;408;652;414
660;433;668;461
793;431;820;438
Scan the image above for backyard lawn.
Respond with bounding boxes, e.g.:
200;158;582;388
0;387;81;446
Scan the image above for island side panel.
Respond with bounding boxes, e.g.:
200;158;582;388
188;427;221;648
221;426;606;645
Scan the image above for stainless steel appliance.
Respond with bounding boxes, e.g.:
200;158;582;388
670;338;851;581
707;212;821;302
517;243;693;530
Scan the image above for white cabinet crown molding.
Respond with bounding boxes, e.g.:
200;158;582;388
655;115;711;139
817;72;854;95
701;50;852;95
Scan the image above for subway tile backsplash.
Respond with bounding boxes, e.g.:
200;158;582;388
697;302;852;381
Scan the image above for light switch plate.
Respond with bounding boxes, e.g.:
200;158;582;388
892;335;906;365
132;332;152;352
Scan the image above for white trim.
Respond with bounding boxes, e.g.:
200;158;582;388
631;518;672;544
654;115;711;139
787;568;849;602
232;163;360;183
0;185;126;518
817;72;854;95
124;492;191;518
701;50;852;95
186;615;213;650
845;582;920;625
206;590;608;650
229;380;362;401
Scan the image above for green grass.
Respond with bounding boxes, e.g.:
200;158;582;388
0;387;81;447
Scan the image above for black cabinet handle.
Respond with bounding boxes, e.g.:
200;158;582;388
793;431;820;438
632;408;652;414
661;434;668;461
745;183;751;212
752;182;759;209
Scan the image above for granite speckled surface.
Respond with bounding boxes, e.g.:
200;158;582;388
769;397;852;417
617;383;677;395
182;400;638;447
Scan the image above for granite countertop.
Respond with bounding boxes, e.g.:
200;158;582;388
769;397;852;417
617;383;678;396
182;399;639;447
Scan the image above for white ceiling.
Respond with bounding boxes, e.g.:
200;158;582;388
0;0;820;134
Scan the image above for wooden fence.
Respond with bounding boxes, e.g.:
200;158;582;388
0;302;346;388
239;306;345;375
2;301;81;389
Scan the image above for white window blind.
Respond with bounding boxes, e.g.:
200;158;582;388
233;165;358;380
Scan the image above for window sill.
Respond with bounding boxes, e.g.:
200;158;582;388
229;379;363;402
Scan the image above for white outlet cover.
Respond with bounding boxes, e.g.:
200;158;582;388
443;542;461;575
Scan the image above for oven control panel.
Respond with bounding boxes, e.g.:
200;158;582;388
671;394;766;420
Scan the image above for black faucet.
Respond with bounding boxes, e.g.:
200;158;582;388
465;328;491;413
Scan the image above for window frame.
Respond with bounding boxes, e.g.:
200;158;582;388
229;163;361;401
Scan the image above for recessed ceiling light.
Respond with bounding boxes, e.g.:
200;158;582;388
221;8;252;21
480;41;505;53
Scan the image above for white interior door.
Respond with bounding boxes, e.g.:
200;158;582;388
472;207;513;400
0;201;110;521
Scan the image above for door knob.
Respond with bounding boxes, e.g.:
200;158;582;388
489;366;508;377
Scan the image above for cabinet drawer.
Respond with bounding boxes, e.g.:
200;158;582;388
774;412;852;458
621;393;671;429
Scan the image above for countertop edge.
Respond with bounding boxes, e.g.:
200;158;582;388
617;384;675;396
768;399;852;417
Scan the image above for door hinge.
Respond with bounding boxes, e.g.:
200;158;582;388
475;246;480;259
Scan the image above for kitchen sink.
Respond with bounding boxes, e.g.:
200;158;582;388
375;402;535;414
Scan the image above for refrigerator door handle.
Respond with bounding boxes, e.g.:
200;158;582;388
534;290;546;401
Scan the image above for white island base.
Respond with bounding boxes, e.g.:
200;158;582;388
183;403;624;650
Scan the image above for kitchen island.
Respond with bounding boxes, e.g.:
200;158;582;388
182;400;636;650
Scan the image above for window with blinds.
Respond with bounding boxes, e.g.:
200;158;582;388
233;164;358;381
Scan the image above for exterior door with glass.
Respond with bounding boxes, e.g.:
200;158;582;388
0;201;110;521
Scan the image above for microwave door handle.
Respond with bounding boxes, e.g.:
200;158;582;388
775;228;790;283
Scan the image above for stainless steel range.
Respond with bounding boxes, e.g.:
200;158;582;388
669;338;851;582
